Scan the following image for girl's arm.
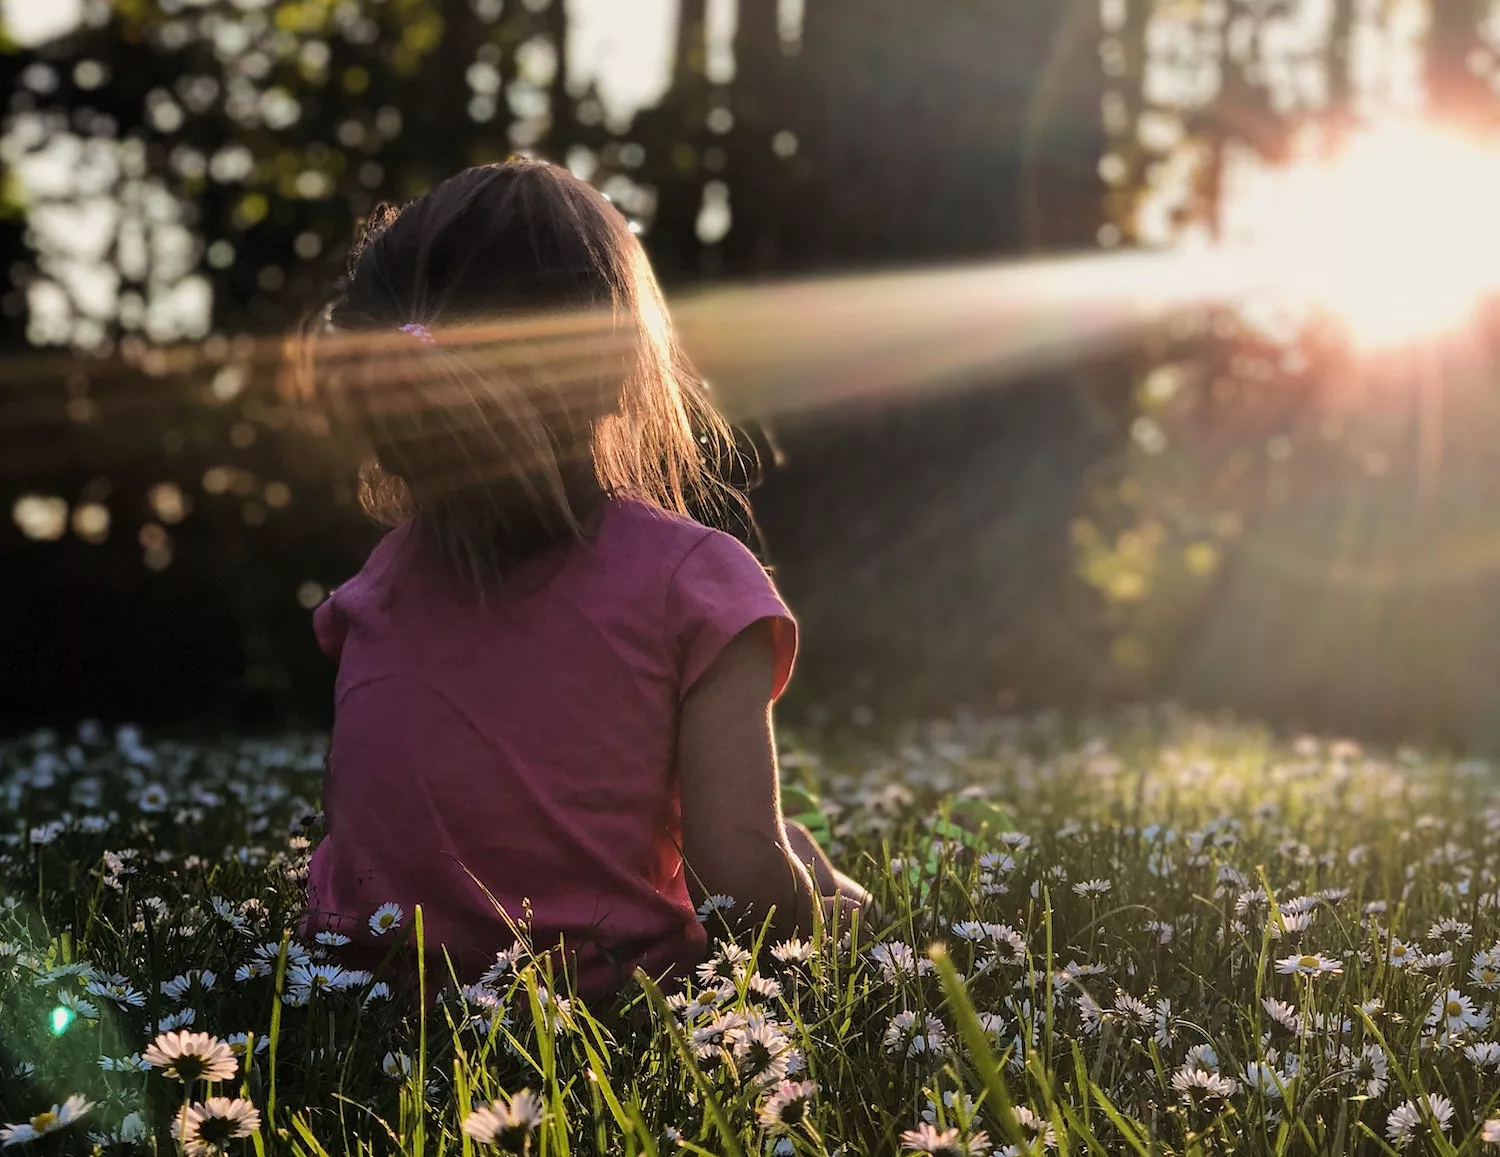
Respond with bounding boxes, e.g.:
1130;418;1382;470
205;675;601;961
785;820;872;909
678;622;857;941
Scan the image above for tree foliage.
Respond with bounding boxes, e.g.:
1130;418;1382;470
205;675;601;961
1082;0;1500;745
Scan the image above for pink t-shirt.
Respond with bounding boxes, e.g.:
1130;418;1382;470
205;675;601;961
304;498;795;995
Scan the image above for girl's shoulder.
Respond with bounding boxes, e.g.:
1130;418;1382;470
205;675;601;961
349;520;416;589
601;497;777;602
324;521;416;612
595;497;769;598
602;496;721;556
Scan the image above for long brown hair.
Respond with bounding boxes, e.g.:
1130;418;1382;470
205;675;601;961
295;159;749;589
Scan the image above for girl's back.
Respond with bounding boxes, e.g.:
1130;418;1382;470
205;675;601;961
304;498;793;993
298;158;862;996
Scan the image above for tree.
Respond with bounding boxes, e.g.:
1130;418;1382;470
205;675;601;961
1083;0;1500;745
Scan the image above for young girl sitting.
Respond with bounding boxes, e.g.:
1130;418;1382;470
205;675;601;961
300;159;868;997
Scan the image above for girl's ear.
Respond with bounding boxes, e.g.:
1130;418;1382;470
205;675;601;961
372;446;405;480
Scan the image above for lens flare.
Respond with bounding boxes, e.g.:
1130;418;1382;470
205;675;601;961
1225;122;1500;348
49;1005;74;1035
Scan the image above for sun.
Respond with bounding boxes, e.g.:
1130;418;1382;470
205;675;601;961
1228;122;1500;348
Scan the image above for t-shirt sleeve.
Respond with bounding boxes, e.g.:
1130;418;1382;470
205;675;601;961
666;531;797;701
312;592;347;663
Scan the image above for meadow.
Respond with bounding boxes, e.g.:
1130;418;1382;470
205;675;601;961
8;708;1500;1155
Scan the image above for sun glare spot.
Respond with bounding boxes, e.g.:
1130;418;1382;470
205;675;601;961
1228;122;1500;348
49;1006;74;1035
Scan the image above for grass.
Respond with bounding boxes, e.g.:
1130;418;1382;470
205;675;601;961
7;708;1500;1154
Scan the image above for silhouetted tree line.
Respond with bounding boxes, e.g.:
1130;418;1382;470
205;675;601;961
14;1;1500;749
0;1;1118;730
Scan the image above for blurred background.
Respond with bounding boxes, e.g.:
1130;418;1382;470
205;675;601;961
6;0;1500;748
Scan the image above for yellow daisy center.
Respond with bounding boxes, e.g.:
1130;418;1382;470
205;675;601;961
1447;1000;1464;1016
30;1112;58;1133
1298;955;1320;969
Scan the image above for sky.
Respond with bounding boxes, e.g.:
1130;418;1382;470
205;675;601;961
1;0;686;124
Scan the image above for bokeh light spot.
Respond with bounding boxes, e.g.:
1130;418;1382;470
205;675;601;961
71;501;110;544
50;1005;74;1035
13;494;68;541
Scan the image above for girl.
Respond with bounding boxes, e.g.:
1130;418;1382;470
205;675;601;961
300;159;868;997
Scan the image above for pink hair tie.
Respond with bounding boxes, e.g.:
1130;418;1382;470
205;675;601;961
398;322;436;345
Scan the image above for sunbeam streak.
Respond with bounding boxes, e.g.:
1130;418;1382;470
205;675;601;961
3;247;1257;439
672;249;1254;420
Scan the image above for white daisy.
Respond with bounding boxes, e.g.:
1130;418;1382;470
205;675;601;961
138;784;170;812
1170;1067;1239;1104
142;1031;238;1083
1386;1094;1453;1149
1346;1044;1389;1097
1275;952;1342;977
770;938;815;964
368;903;405;936
757;1079;819;1132
695;894;737;922
1009;1106;1056;1149
1427;989;1488;1034
900;1123;990;1156
155;1007;198;1032
480;944;523;985
696;942;752;987
98;1053;149;1072
57;991;100;1021
209;896;246;929
1112;992;1154;1029
252;940;311;970
922;1091;979;1127
1466;1041;1500;1068
983;925;1027;965
287;962;349;995
0;1096;93;1145
869;942;934;983
161;969;217;1002
884;1011;947;1057
747;972;783;1000
1144;919;1175;944
1153;999;1176;1047
691;1011;746;1058
224;1032;269;1059
85;978;146;1009
1428;919;1472;944
1243;1062;1286;1097
1182;1043;1219;1073
460;1090;546;1147
1270;911;1313;937
729;1015;794;1087
88;1111;147;1147
171;1097;261;1156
